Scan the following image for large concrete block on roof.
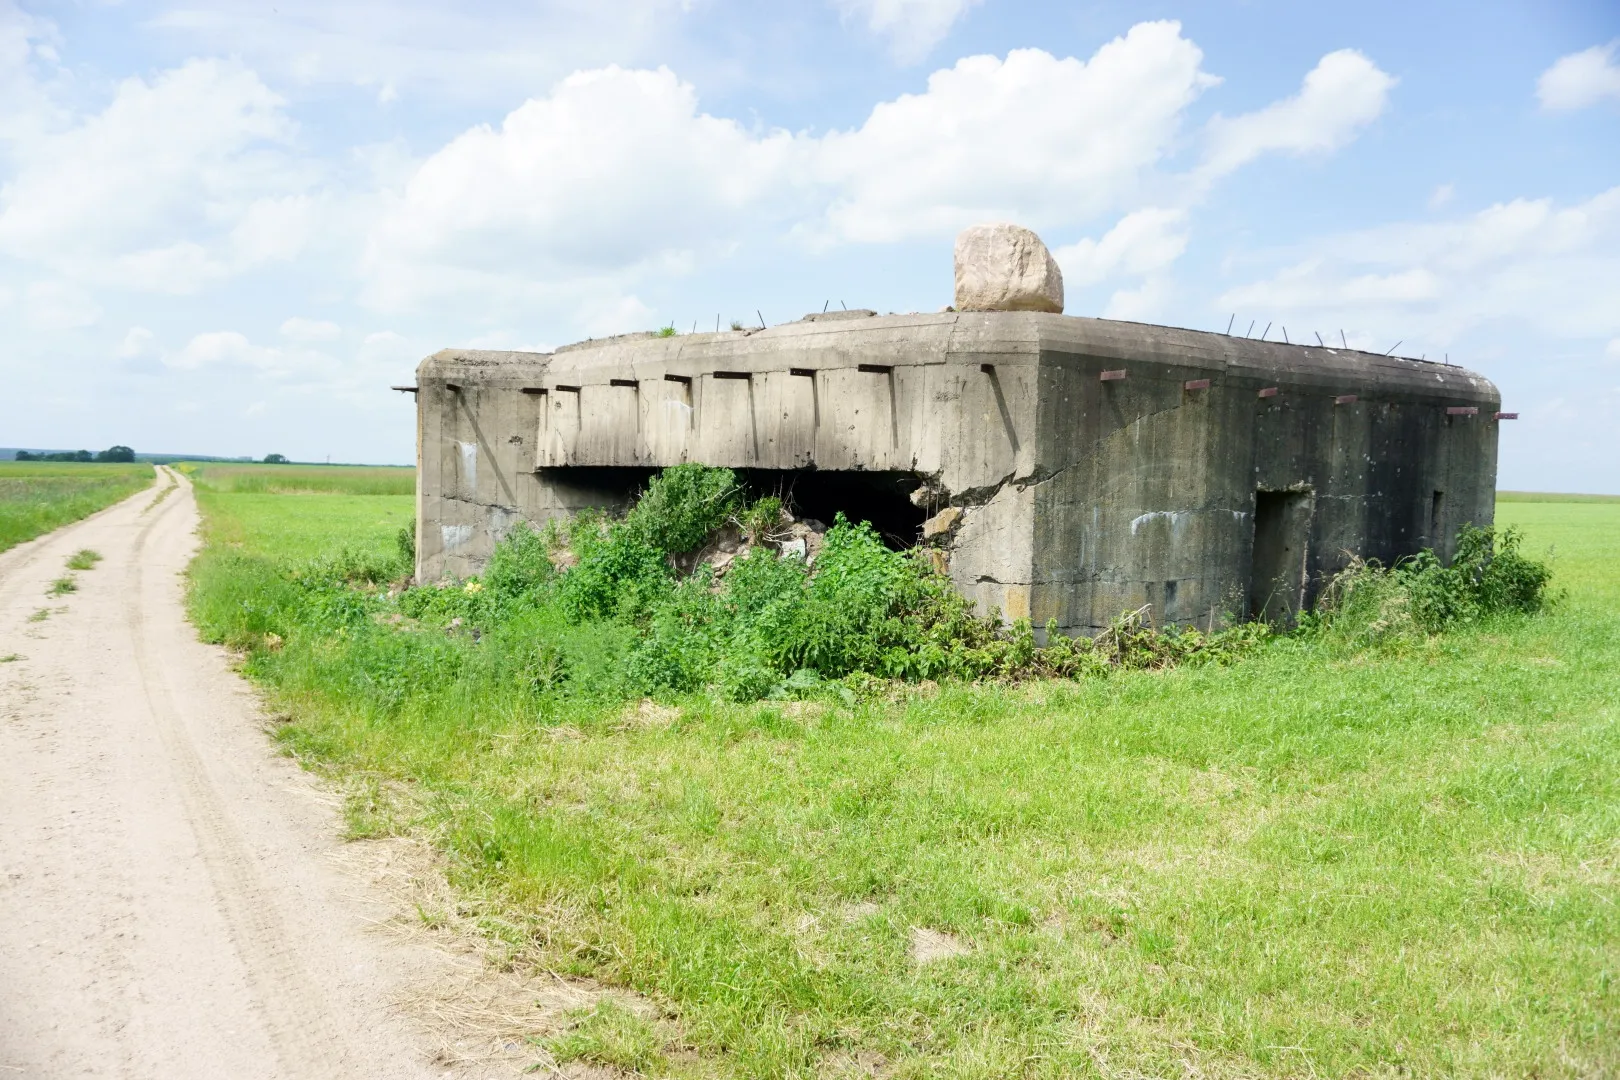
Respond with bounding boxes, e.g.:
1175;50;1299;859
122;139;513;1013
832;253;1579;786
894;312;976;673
954;223;1065;314
411;308;1503;637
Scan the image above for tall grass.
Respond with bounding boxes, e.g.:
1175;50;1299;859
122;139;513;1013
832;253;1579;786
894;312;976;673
187;462;414;495
184;473;1608;1079
0;462;154;552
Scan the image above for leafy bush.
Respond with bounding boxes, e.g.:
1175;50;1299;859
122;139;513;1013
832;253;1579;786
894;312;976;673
1307;523;1552;646
624;464;741;555
190;468;1551;715
482;521;555;606
560;516;673;622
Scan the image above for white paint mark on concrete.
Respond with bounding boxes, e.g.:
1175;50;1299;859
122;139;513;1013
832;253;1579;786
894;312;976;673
1130;510;1186;535
441;524;473;550
457;441;477;497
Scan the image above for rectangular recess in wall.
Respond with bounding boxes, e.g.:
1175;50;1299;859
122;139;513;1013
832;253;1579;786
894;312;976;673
1446;406;1478;416
554;384;581;393
444;383;462;392
1100;369;1127;381
1258;387;1279;398
1334;394;1358;405
857;364;893;374
663;374;692;385
712;371;751;380
1250;489;1313;625
519;387;547;395
610;378;639;388
789;368;816;378
1183;378;1211;391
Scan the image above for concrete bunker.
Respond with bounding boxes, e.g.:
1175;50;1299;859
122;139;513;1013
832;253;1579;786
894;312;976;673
406;226;1505;635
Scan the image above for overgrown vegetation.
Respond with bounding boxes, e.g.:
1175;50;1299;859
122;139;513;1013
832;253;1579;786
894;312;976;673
1302;523;1555;647
197;465;1280;709
182;464;1604;1079
0;461;154;553
66;548;103;571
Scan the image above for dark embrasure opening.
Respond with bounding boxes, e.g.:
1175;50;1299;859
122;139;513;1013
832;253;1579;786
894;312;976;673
535;465;930;549
737;469;928;549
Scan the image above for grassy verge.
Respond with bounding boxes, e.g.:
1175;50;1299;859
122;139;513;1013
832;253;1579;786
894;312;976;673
0;461;155;553
187;476;1618;1078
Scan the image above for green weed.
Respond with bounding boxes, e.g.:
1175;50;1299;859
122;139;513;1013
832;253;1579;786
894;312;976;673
1304;524;1554;647
66;548;102;570
27;608;48;622
142;480;176;513
546;1000;667;1073
396;517;417;568
47;576;76;595
0;653;21;662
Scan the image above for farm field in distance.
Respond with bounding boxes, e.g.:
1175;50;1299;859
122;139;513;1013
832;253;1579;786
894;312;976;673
183;461;415;564
0;461;155;554
186;471;1620;1079
182;461;415;496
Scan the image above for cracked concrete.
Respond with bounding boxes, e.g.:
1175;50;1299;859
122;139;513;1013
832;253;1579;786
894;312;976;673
411;310;1500;635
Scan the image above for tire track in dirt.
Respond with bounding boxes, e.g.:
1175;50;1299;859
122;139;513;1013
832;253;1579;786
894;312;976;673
0;464;495;1079
122;468;349;1078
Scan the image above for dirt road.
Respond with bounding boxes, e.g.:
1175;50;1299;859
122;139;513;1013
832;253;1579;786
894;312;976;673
0;468;466;1078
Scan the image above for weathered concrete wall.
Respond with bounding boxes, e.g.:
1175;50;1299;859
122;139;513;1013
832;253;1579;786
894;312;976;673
414;311;1501;634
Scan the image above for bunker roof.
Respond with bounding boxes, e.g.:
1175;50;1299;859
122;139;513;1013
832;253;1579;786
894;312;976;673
419;311;1498;406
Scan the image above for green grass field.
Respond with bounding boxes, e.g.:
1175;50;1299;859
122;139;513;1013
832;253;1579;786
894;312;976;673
184;461;415;496
0;461;155;553
186;462;415;563
187;483;1619;1079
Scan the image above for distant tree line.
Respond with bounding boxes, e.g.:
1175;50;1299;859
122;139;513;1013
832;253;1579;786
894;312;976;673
16;445;136;463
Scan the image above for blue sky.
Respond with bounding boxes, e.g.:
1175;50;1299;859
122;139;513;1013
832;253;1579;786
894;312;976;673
1;0;1616;491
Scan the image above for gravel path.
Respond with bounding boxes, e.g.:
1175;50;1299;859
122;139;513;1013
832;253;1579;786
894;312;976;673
0;468;471;1079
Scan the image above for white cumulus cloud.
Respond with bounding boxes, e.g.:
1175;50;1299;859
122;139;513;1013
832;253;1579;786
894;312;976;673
1218;186;1620;346
812;25;1216;243
833;0;980;64
1053;208;1189;320
363;63;801;312
1537;43;1620;111
366;21;1248;310
167;331;283;370
0;58;311;292
1202;49;1395;177
1054;208;1189;288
